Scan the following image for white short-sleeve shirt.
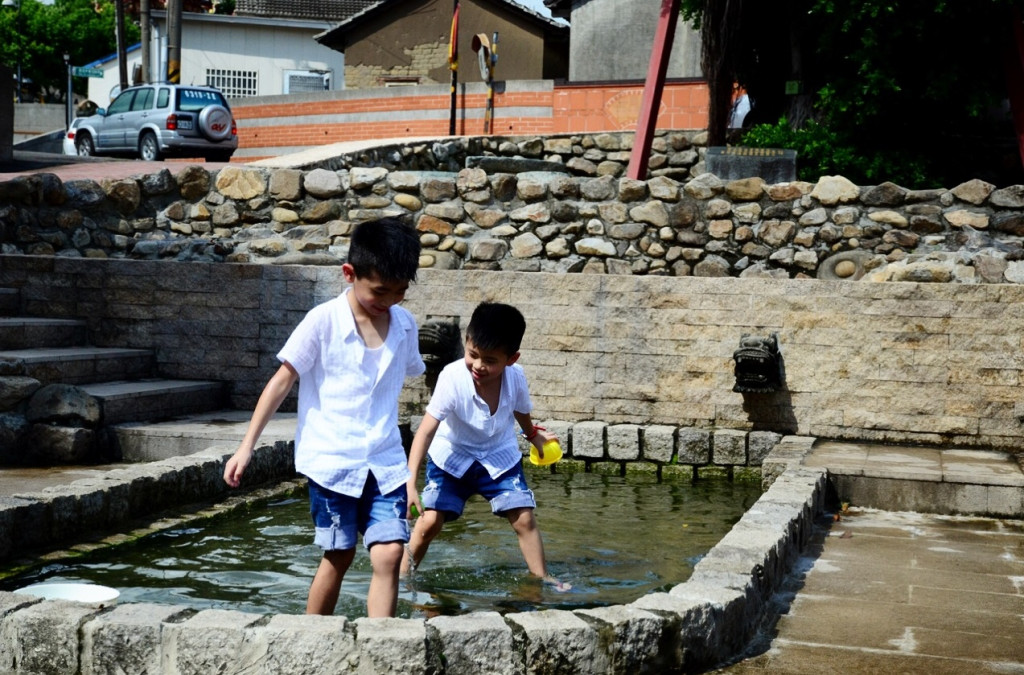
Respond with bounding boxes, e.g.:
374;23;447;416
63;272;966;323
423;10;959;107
278;290;426;497
425;360;532;479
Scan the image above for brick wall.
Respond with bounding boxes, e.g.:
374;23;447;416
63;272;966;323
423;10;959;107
2;256;1021;450
230;79;708;160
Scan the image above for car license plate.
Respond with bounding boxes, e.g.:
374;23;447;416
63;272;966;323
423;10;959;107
178;119;193;130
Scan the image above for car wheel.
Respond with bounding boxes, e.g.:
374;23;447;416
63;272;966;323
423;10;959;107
139;132;163;161
76;134;95;157
197;104;234;142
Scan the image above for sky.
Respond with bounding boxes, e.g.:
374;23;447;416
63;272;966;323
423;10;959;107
512;0;554;19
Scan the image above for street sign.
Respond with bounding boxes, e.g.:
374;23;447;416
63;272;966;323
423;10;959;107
71;66;104;78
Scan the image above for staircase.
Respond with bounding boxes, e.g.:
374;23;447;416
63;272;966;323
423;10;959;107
0;288;228;463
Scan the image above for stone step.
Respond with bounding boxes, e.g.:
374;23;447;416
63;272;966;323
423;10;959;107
0;317;89;350
0;346;154;385
803;440;1024;518
110;409;297;462
0;289;20;316
80;379;228;426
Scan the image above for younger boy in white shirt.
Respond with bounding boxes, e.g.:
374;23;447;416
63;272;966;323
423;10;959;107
223;217;425;617
402;302;568;589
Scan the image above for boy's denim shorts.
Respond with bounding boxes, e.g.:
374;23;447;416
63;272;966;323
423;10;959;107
307;474;409;551
420;457;536;521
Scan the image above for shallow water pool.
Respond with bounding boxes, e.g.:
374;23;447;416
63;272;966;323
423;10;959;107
3;469;761;618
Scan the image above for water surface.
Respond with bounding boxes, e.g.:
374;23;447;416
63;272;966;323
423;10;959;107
3;469;761;618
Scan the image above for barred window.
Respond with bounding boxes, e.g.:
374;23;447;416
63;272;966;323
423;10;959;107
205;69;258;98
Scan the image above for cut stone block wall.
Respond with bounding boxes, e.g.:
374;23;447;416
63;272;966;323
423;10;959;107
2;257;1023;449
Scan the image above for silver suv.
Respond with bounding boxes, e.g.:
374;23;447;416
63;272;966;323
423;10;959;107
70;83;238;162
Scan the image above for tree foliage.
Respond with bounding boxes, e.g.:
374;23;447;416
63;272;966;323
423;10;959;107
1;0;140;102
686;0;1024;187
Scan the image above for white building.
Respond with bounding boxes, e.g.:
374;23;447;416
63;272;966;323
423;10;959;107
84;11;345;104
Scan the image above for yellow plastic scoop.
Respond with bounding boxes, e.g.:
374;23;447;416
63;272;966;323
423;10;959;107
529;439;563;466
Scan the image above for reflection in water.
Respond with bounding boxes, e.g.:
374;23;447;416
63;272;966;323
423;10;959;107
2;469;761;618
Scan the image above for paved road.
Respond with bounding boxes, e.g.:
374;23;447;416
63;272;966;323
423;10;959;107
0;150;234;182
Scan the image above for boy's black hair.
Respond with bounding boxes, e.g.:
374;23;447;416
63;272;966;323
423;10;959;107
348;217;421;282
466;302;526;356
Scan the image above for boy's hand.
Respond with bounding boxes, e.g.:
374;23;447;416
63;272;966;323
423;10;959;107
531;428;556;454
406;480;422;520
223;447;253;488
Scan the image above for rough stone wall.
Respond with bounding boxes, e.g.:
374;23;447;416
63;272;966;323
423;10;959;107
344;42;449;89
2;257;1023;450
3;132;1024;284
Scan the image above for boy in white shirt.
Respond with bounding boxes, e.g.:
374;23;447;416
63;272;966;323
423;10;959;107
223;217;425;617
402;302;568;589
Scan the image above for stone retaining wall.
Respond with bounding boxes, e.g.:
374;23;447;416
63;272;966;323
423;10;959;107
2;132;1024;282
2;258;1023;450
0;437;827;674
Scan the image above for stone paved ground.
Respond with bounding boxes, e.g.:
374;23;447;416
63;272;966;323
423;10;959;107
712;498;1024;673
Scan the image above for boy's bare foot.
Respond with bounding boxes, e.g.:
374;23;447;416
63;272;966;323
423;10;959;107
543;575;572;592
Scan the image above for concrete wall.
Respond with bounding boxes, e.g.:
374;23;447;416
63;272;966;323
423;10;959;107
86;13;344;104
11;104;67;144
566;0;703;81
1;257;1022;450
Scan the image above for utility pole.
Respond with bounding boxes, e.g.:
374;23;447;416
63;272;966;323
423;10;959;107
166;0;182;83
140;0;151;83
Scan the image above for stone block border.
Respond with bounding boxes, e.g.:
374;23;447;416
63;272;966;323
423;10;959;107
0;434;824;673
0;422;782;564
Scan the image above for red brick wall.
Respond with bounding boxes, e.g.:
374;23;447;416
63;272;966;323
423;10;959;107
229;80;709;161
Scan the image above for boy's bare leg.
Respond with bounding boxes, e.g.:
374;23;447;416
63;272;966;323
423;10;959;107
367;541;404;617
401;509;446;574
507;507;572;591
506;507;548;577
306;548;355;615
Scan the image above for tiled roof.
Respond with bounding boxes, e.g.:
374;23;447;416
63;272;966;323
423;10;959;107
235;0;374;22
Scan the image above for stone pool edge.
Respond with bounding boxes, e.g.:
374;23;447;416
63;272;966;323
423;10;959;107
0;435;824;674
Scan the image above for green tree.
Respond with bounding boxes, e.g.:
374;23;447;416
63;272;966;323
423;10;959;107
1;0;139;102
687;0;1024;187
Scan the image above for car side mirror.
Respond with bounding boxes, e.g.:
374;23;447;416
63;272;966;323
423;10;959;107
96;108;106;116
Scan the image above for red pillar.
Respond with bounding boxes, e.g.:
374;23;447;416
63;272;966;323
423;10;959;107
627;0;683;179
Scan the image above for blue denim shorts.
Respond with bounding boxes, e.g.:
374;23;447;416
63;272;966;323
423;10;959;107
420;458;536;521
307;474;409;551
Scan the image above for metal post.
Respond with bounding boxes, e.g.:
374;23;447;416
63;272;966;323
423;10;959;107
627;0;682;180
485;31;498;134
64;52;71;128
448;0;459;136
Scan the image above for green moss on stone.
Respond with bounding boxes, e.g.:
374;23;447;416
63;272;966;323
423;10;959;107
696;465;732;481
662;464;696;482
590;461;624;476
624;461;659;476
